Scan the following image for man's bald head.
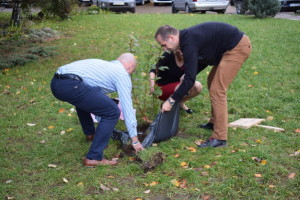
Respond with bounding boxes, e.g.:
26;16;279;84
117;53;136;74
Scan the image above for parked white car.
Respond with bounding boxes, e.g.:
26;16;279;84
172;0;229;13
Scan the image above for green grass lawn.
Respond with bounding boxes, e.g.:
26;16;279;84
0;12;300;200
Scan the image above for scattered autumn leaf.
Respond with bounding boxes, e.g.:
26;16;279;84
255;139;262;144
63;178;68;183
266;116;274;121
288;173;296;179
16;91;20;95
58;108;65;113
60;130;66;135
112;187;119;191
77;182;84;187
268;185;276;188
203;194;211;200
201;172;209;176
27;123;36;126
106;175;115;179
135;198;143;200
48;125;55;129
179;179;187;188
195;139;204;146
204;165;211;169
144;189;150;194
261;160;267;165
294;129;300;133
48;164;57;168
253;71;259;75
100;184;110;191
171;179;180;187
186;146;197;152
173;153;180;158
149;181;158;186
289;150;300;157
248;85;254;87
254;174;262;178
66;128;73;132
180;162;188;168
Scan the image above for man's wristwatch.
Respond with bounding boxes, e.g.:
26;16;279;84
168;97;175;106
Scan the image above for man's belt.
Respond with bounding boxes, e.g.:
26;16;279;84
54;73;82;81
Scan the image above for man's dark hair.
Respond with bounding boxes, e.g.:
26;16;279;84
155;25;179;41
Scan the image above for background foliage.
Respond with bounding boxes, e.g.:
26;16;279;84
0;11;299;200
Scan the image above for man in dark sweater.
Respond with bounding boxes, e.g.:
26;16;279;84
155;22;252;148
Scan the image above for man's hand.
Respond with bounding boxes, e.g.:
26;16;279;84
161;100;172;113
132;136;144;153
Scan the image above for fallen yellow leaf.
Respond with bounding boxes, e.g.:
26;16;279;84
58;108;65;113
63;178;68;183
186;146;197;152
204;165;211;169
180;162;188;167
255;139;262;144
194;139;204;146
254;174;262;178
149;181;158;186
261;160;267;165
268;185;276;188
173;153;180;158
48;125;55;129
66;128;73;132
253;71;259;75
171;179;180;187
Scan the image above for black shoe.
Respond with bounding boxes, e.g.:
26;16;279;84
198;138;227;148
181;108;193;114
198;122;214;130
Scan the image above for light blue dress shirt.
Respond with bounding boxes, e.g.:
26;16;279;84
57;59;137;138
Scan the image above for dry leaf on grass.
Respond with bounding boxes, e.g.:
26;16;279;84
173;153;180;158
27;123;36;126
149;181;158;186
254;174;262;178
288;173;296;179
100;184;110;191
268;185;276;188
195;139;204;146
48;164;57;168
144;189;150;194
186;146;197;152
289;150;300;157
58;108;65;113
293;129;300;133
171;179;180;187
63;178;68;183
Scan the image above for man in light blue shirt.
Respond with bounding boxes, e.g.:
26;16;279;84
51;53;144;166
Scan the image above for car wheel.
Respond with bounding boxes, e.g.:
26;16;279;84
131;8;136;13
172;3;178;13
217;10;226;14
235;1;245;14
185;4;192;13
154;3;159;6
200;11;206;14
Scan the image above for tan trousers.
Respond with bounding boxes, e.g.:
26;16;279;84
208;35;252;140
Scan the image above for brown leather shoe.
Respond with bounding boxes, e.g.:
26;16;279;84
83;158;118;167
86;134;95;142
